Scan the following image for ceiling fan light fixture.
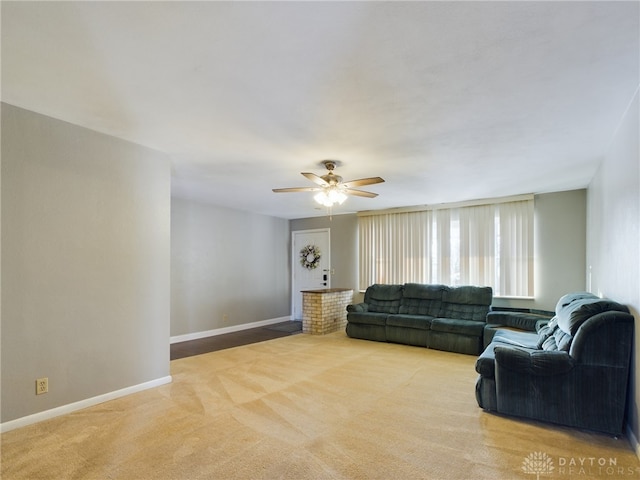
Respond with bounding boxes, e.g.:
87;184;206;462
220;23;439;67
314;187;347;207
273;160;384;214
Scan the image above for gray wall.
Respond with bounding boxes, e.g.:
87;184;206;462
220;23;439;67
1;104;171;423
513;189;586;311
586;91;639;443
291;191;586;311
171;197;290;336
290;213;359;295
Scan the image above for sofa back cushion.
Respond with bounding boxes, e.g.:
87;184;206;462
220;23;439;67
555;292;630;336
537;320;572;352
398;283;445;316
364;284;404;314
439;286;493;322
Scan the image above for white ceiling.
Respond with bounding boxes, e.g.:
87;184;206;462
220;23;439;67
3;1;639;219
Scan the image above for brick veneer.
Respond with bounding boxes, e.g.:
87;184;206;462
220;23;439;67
302;288;354;335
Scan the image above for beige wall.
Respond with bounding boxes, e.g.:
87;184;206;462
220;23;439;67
170;197;291;337
291;191;586;311
587;91;640;446
1;104;171;423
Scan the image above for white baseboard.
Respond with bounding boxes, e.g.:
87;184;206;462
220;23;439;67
170;315;293;344
0;375;173;433
2;317;294;433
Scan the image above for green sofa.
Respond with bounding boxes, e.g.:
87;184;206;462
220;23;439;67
346;283;493;355
475;292;634;435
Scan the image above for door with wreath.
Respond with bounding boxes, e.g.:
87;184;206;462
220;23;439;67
292;228;330;321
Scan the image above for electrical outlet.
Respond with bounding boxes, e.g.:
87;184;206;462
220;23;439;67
36;377;48;395
223;313;228;322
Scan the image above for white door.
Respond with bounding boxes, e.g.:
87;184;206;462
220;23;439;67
292;228;331;320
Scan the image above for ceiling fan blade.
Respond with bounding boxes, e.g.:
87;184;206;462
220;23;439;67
344;188;378;198
342;176;385;188
272;187;322;193
301;172;329;186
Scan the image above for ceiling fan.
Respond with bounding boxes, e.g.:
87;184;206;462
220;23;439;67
272;160;384;207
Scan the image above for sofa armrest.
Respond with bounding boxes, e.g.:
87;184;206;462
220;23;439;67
346;303;368;313
486;311;552;332
494;346;575;376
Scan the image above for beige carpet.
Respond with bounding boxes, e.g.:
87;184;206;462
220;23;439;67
3;332;639;479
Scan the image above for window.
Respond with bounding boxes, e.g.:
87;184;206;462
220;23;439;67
358;196;534;297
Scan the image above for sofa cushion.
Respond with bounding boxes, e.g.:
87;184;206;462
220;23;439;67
364;284;404;314
439;286;492;321
545;328;572;351
555;294;630;336
541;335;558;351
536;317;572;351
555;328;572;351
555;292;598;311
387;314;434;330
346;312;388;326
536;317;558;347
486;311;551;332
398;283;445;316
476;341;538;378
491;329;539;349
443;285;493;306
431;318;485;336
439;303;491;322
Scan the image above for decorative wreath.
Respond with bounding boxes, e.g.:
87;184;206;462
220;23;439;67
300;244;322;270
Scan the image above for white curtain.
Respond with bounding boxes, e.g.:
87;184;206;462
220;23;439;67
432;209;451;284
358;197;534;297
458;204;496;287
358;211;431;290
499;200;534;297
